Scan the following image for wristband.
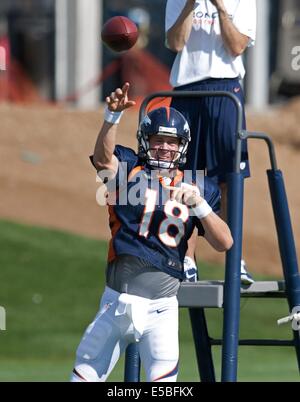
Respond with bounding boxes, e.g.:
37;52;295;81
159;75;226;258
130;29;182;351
104;106;123;124
192;200;212;219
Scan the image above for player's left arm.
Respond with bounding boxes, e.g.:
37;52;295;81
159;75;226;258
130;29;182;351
210;0;251;57
167;185;233;252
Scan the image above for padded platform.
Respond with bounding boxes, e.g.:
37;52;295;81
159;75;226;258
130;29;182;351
178;280;286;308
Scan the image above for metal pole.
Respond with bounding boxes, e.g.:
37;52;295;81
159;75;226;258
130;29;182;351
124;343;141;382
267;169;300;372
221;172;244;381
189;308;216;382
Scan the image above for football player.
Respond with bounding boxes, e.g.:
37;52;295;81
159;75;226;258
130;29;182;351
71;82;233;382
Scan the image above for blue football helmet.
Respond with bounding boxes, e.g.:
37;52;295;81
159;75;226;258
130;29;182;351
137;107;191;169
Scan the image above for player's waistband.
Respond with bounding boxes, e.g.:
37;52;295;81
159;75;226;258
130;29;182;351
174;77;240;90
103;286;178;306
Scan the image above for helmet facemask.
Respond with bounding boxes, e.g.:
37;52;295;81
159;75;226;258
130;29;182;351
146;134;188;169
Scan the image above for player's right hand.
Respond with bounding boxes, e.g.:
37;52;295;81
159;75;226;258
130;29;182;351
106;82;136;112
165;185;203;208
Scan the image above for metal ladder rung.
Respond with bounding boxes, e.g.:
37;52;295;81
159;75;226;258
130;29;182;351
210;339;295;347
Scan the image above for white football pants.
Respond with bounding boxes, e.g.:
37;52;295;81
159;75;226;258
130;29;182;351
71;286;179;382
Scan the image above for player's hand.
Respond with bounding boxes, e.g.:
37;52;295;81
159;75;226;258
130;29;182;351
165;185;203;208
105;82;136;112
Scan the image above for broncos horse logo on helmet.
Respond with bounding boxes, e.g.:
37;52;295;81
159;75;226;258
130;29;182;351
137;107;191;169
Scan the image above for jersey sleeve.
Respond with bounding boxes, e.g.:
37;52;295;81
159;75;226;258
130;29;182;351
233;0;257;47
113;145;139;183
195;177;221;236
204;177;221;214
89;145;138;191
165;0;186;33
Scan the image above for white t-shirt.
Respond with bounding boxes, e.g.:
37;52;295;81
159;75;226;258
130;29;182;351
165;0;256;87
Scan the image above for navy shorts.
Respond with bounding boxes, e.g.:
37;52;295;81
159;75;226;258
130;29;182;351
171;78;250;184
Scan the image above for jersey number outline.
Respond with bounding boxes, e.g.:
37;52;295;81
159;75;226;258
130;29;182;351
139;188;189;247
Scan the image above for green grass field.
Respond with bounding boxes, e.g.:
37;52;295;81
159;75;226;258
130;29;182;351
0;219;299;382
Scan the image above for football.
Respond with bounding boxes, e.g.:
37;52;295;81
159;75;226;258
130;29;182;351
101;16;139;52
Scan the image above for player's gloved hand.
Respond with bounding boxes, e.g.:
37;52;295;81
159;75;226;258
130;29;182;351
165;185;212;220
105;82;136;113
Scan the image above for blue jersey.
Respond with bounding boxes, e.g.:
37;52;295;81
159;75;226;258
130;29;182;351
92;145;220;280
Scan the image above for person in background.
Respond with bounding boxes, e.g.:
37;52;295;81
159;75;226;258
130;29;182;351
165;0;257;284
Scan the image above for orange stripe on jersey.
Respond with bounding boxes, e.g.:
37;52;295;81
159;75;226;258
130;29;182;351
128;165;144;182
107;205;121;262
